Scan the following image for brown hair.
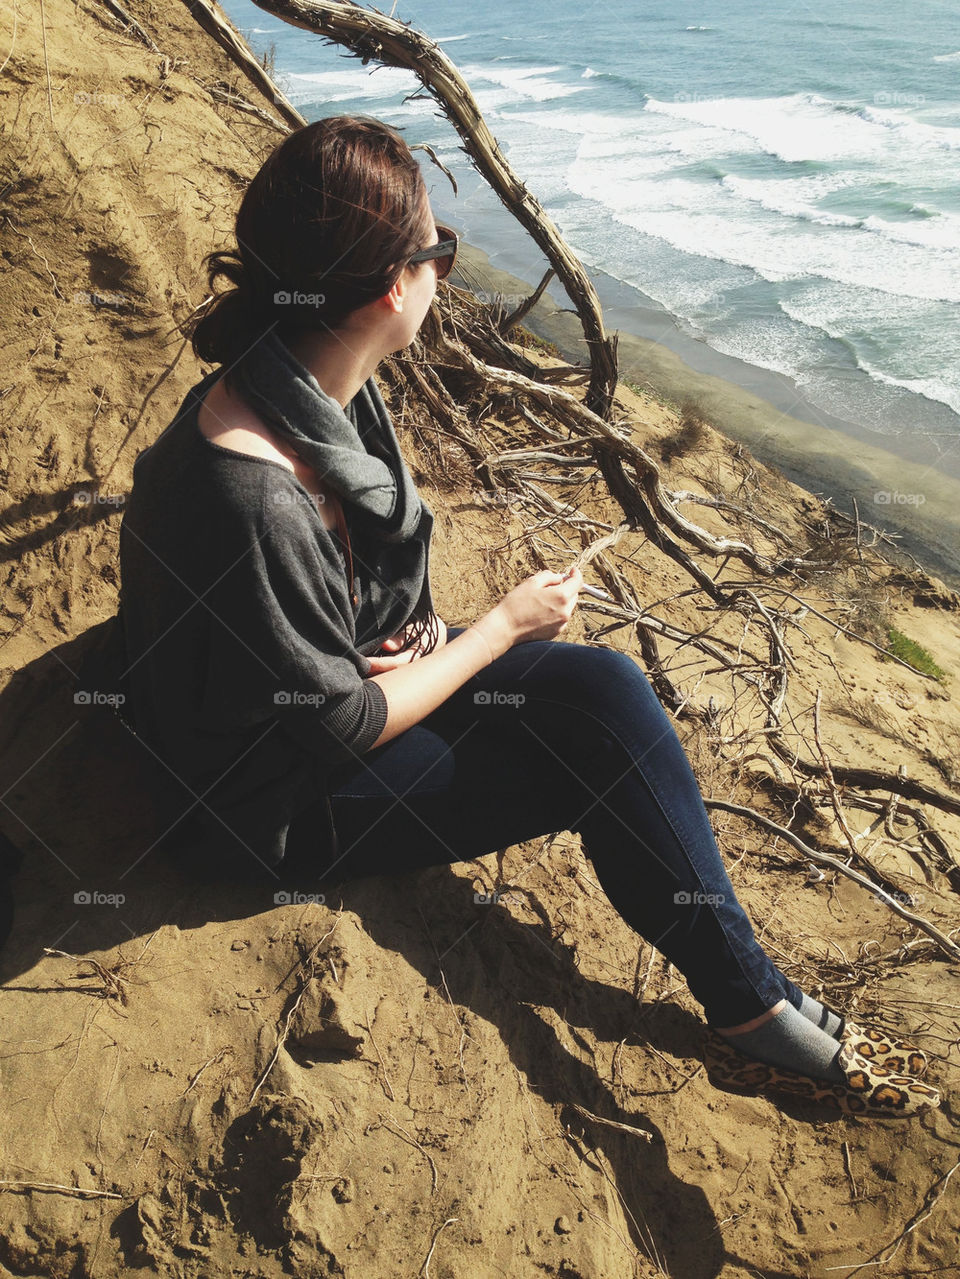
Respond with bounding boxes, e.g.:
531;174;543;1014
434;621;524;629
188;115;432;385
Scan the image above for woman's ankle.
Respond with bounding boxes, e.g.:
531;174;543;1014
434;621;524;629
715;998;787;1036
711;1000;845;1085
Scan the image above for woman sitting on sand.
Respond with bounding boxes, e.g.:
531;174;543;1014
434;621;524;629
104;115;937;1117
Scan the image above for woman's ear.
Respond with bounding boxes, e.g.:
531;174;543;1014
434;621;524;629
381;271;408;316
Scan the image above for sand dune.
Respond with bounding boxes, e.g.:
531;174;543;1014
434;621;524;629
1;3;959;1276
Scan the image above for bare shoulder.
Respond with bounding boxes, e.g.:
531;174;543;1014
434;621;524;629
196;376;339;532
196;377;291;468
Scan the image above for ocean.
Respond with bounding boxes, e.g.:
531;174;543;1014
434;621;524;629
218;0;960;485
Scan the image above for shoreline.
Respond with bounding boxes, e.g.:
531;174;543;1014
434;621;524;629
451;241;960;592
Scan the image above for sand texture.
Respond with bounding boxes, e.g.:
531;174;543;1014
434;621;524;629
1;4;960;1277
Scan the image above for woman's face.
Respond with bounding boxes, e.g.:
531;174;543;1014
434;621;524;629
398;201;441;340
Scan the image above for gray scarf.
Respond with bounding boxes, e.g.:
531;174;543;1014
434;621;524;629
229;328;434;649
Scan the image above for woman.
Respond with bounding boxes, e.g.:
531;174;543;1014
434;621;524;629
109;115;936;1116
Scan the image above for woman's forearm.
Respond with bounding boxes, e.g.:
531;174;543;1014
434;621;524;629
366;612;513;748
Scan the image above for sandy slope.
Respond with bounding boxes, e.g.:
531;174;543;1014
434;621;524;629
1;3;959;1277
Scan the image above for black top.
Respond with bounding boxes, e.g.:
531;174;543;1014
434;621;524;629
76;370;427;874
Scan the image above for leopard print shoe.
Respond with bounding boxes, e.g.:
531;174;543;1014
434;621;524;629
839;1019;928;1079
703;1029;940;1117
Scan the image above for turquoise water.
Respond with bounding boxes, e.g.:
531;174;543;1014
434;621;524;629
220;0;960;459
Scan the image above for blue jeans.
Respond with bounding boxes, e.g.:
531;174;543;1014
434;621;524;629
291;630;803;1027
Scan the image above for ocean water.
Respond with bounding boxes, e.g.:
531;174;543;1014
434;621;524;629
219;0;960;465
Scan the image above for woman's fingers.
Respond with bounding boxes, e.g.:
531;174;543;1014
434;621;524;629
370;615;447;670
366;650;420;673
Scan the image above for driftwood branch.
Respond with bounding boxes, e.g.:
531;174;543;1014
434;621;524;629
0;1180;123;1200
183;0;306;130
432;332;820;585
409;142;458;195
729;578;947;681
566;1102;654;1143
98;0;160;51
204;81;287;130
768;743;960;821
500;268;555;334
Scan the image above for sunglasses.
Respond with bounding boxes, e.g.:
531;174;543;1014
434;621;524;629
406;224;459;280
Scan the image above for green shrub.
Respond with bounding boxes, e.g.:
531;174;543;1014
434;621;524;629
882;627;947;681
514;326;563;359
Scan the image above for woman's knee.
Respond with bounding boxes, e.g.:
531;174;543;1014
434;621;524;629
542;645;682;776
467;638;666;751
551;643;655;710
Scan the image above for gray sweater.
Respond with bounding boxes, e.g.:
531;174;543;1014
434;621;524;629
79;368;435;873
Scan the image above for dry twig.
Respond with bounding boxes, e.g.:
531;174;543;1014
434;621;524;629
419;1216;459;1279
705;799;960;960
97;0;160;51
250;910;343;1102
825;1154;960;1276
566;1102;654;1143
0;1179;122;1199
42;948;130;1005
365;1116;439;1194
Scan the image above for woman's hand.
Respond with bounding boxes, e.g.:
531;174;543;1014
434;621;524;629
481;568;582;646
365;615;447;674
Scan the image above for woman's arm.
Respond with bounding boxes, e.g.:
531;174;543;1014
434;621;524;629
365;568;581;749
366;619;508;747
